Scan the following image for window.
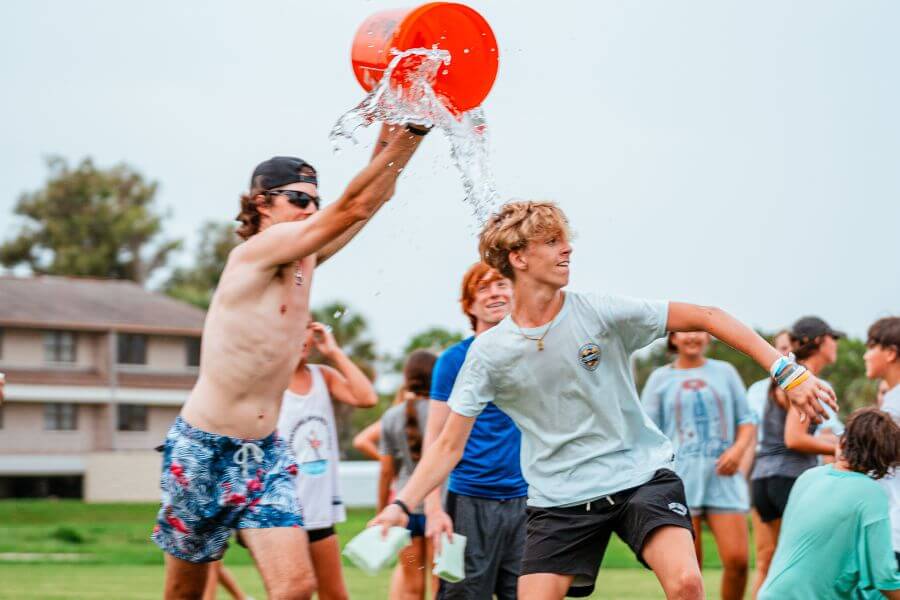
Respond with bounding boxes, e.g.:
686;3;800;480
117;404;148;432
117;334;147;365
44;403;77;431
185;337;201;367
43;331;77;363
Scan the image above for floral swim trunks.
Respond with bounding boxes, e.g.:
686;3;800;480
151;416;303;563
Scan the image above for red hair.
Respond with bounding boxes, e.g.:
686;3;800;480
460;262;505;331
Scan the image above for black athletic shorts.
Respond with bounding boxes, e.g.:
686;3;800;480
751;476;798;523
306;525;336;544
520;469;693;598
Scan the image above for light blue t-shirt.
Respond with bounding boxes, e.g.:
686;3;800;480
759;465;900;600
747;377;770;444
641;360;754;511
448;291;674;508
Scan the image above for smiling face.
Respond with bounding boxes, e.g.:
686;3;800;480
670;331;711;360
510;231;572;289
467;272;512;331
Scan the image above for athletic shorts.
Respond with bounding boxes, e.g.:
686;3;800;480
151;416;302;563
751;476;797;523
306;526;335;544
520;469;693;598
407;513;427;537
438;492;526;600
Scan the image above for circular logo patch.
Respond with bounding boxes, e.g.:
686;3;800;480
578;343;602;371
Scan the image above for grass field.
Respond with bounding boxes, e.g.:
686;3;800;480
0;501;743;598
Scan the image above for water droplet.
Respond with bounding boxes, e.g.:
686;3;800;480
388;161;395;167
333;308;346;319
367;44;374;48
490;48;496;52
441;69;449;75
367;30;374;35
440;35;446;40
463;48;470;54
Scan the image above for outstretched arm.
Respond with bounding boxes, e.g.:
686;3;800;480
317;124;399;266
667;302;837;423
235;125;425;271
370;412;475;532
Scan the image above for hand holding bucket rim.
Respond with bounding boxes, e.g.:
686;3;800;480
350;2;499;114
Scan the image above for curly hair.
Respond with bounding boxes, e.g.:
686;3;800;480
478;201;571;279
235;164;317;240
840;407;900;480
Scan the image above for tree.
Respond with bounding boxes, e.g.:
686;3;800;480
309;302;379;458
392;326;465;370
164;221;238;309
0;156;180;285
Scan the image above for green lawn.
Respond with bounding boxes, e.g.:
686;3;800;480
0;501;741;598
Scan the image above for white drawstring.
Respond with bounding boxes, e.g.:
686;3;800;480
233;442;264;479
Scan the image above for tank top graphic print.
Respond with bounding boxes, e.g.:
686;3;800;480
277;365;346;529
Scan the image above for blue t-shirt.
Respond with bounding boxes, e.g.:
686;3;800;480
431;336;528;499
641;359;755;511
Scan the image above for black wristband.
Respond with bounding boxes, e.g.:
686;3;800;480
406;124;431;136
392;499;412;517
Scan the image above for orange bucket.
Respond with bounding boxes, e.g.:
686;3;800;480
351;3;499;113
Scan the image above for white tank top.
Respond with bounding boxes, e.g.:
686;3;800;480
277;364;346;529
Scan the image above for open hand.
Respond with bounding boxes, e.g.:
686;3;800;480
785;375;837;424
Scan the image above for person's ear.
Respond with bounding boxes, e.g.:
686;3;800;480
255;194;272;218
888;345;899;363
508;248;527;272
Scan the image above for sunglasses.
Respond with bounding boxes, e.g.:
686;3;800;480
265;189;320;210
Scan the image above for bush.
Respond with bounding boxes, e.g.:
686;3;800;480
50;526;85;544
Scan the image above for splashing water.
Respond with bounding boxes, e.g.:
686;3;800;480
330;47;501;223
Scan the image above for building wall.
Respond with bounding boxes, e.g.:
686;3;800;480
0;328;101;369
113;405;179;450
146;336;190;371
84;451;163;502
0;402;101;454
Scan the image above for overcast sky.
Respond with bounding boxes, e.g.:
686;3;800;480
2;1;898;357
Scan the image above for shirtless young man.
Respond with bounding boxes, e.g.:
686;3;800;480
372;201;836;600
151;122;428;600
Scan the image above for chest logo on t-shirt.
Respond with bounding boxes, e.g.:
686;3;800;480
578;343;602;371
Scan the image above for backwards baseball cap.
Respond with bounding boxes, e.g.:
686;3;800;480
250;156;317;191
790;316;845;343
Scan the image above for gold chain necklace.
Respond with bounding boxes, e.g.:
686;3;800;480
516;319;555;351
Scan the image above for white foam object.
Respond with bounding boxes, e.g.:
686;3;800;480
342;526;411;575
432;532;467;583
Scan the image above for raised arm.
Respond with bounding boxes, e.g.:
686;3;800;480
370;412;475;532
235;124;426;270
317;123;399;265
310;322;377;408
667;302;836;423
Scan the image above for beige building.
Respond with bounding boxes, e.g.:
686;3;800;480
0;275;204;502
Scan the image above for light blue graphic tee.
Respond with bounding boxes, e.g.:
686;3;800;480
641;359;755;511
448;291;675;508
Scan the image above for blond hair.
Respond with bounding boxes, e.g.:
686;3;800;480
478;201;570;279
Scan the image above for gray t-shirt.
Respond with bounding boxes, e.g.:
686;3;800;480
448;291;674;507
751;386;817;480
379;398;430;514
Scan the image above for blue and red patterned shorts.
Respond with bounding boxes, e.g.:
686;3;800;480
151;416;303;563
